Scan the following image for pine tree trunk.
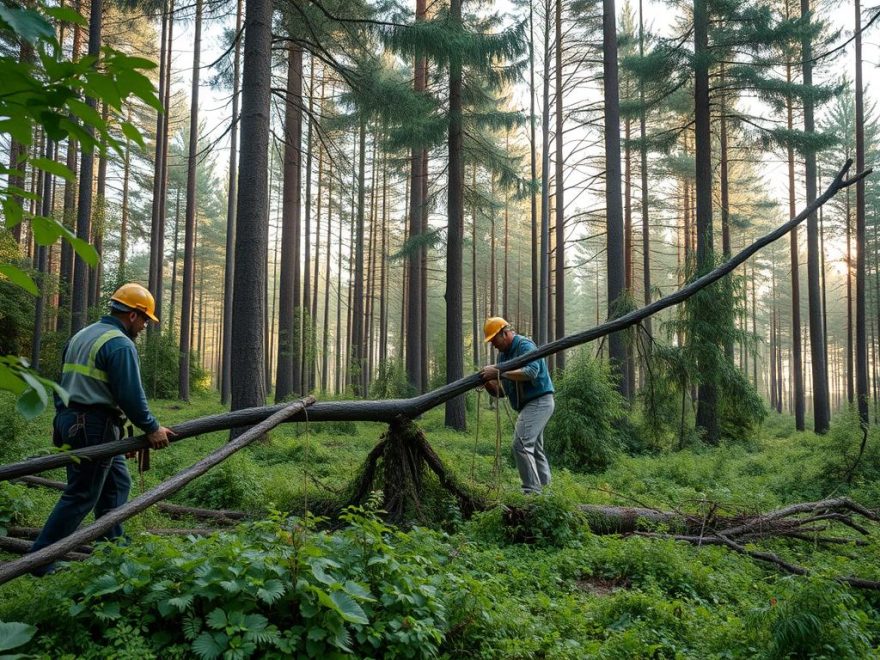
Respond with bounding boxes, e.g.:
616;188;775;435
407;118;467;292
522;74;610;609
169;187;181;332
638;0;651;343
276;45;303;402
846;189;854;403
693;0;719;443
322;160;333;393
302;54;315;393
529;0;539;337
155;0;174;321
350;119;367;396
445;0;466;430
119;105;131;285
855;0;869;426
603;0;628;398
786;56;805;429
230;0;272;419
554;0;566;371
539;0;551;346
31;140;54;371
178;0;202;401
57;136;77;333
88;102;108;310
801;0;829;433
148;0;169;323
70;0;102;334
221;0;242;406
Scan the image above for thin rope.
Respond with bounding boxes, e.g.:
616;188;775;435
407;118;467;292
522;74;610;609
492;375;503;496
470;388;482;483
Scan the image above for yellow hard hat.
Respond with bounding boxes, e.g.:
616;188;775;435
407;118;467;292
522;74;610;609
111;283;159;322
484;316;509;342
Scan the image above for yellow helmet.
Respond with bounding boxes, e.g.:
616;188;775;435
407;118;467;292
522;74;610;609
483;316;509;342
111;283;159;322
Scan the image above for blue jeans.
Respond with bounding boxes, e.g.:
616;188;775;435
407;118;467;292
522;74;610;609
513;394;555;494
30;409;131;574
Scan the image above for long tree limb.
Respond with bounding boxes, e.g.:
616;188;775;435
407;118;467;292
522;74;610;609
0;398;314;585
0;161;868;483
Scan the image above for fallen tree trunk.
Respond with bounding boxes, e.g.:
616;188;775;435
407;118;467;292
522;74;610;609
0;537;89;562
0;397;314;585
0;161;866;485
573;497;880;590
14;476;246;523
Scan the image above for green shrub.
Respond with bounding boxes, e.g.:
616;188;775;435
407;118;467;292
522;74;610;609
545;349;627;472
140;332;208;399
748;577;874;658
0;394;44;464
369;358;414;399
470;492;585;548
12;508;450;659
178;454;266;512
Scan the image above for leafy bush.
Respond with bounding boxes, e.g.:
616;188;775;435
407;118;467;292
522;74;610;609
13;508;450;658
178;454;266;512
0;251;34;356
369;358;414;399
468;492;585;548
140;332;209;399
0;394;44;464
748;577;874;658
544;349;627;472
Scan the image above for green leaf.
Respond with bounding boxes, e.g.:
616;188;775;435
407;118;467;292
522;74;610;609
205;608;227;630
0;6;54;44
44;6;87;27
0;364;27;396
0;118;34;144
20;372;48;409
30;157;74;182
48;381;69;406
257;579;285;604
66;98;104;129
16;386;47;420
67;236;99;267
120;121;145;148
310;560;338;586
0;621;36;652
2;199;23;229
0;265;38;295
329;591;369;625
29;216;64;246
191;631;225;660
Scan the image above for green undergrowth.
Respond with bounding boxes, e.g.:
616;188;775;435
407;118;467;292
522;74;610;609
0;392;878;657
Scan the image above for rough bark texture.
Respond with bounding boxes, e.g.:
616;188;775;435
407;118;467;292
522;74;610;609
70;0;101;334
693;0;719;443
179;0;202;400
801;0;830;433
230;0;272;419
603;0;627;397
276;45;304;402
221;0;242;406
444;0;466;430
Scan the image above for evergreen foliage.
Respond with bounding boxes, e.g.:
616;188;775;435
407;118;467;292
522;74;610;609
544;349;628;472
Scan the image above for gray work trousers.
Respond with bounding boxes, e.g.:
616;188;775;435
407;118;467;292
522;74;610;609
513;393;554;494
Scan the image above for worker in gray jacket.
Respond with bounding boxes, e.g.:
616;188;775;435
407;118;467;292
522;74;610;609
30;283;174;574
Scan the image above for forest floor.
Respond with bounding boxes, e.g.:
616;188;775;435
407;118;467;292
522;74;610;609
0;391;878;657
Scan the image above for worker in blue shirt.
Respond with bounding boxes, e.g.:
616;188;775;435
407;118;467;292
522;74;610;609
30;283;174;574
479;317;555;494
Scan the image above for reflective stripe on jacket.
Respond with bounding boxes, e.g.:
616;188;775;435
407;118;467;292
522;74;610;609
61;322;128;410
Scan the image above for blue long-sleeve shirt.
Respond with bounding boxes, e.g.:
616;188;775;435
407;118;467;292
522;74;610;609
55;316;159;433
498;334;555;411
